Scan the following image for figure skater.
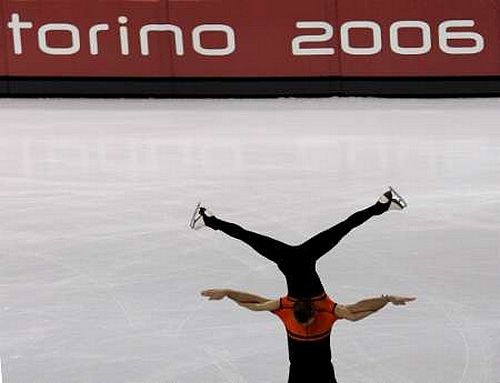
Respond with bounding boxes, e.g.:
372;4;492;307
201;287;415;383
190;187;407;299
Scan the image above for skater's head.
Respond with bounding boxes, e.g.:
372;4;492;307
293;299;316;326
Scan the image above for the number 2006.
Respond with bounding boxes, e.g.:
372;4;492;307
292;20;484;56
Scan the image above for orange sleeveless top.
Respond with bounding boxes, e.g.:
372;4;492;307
272;294;339;341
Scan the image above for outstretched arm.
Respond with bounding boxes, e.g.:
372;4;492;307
201;289;280;311
201;288;269;303
335;295;416;322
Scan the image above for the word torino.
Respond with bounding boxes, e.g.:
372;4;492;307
8;13;236;57
7;13;485;58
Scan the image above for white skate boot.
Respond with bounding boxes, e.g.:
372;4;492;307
379;186;407;210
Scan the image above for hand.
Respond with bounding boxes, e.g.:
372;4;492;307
201;289;228;300
386;295;416;305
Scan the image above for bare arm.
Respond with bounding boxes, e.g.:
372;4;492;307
335;295;416;322
201;289;280;311
236;300;281;311
201;288;269;303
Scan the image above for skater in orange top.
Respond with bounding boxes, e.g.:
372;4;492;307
201;288;415;383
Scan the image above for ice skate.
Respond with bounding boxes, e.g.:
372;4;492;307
189;202;213;230
378;186;407;210
189;202;205;230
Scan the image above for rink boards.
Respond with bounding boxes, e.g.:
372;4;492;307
0;0;500;96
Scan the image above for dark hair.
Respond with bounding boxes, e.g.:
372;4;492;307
293;299;315;325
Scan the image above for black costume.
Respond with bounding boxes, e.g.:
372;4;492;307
202;200;389;299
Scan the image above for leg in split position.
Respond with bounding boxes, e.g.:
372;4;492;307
190;187;407;298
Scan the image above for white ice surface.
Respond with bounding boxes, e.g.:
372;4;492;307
0;97;499;383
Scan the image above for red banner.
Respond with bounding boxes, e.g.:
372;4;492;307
2;0;500;77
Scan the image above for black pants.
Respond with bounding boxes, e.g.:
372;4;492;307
288;362;337;383
204;202;388;298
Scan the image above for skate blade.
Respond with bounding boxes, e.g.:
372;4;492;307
189;202;201;229
389;186;407;209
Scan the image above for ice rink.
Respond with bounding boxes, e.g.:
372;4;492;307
1;97;499;383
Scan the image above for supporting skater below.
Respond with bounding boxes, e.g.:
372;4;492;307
190;187;407;299
201;288;415;383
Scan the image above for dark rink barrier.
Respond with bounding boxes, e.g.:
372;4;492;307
1;0;500;97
